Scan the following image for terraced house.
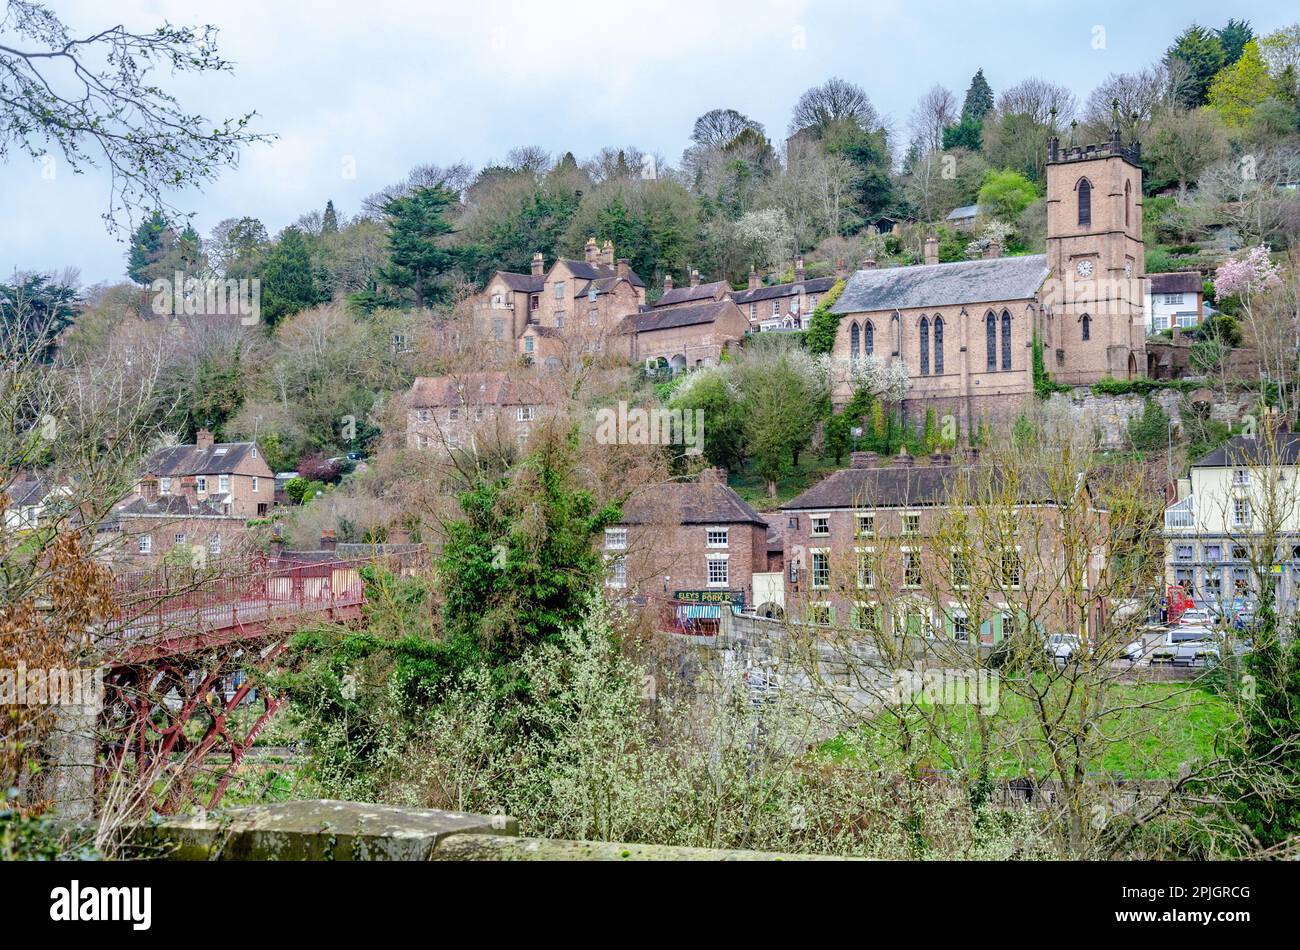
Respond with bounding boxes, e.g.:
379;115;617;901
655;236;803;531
134;429;273;519
780;450;1108;643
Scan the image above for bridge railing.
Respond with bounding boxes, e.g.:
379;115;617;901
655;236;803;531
102;549;428;649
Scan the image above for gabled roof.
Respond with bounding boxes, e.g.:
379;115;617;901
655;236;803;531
117;495;234;518
494;271;544;293
556;259;646;289
7;477;52;507
1148;272;1203;295
732;276;837;305
633;299;739;333
147;442;260;477
1192;433;1300;468
409;371;546;408
831;255;1048;315
946;204;982;220
655;281;731;308
782;460;1070;511
618;479;767;527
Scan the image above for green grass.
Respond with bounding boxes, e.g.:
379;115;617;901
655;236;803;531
728;453;843;511
823;680;1233;780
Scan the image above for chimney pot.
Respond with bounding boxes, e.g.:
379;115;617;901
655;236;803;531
664;274;674;293
795;258;806;281
923;234;940;267
584;236;599;264
196;427;215;449
601;240;615;268
690;268;700;288
320;529;337;552
860;257;878;270
748;267;761;291
983;239;1002;260
531;252;545;276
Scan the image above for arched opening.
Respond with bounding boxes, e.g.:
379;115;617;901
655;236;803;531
919;316;930;375
934;316;944;374
1001;310;1012;371
669;353;687;373
865;320;875;356
986;312;996;371
1127;351;1137;380
1124;180;1131;229
1077;178;1092;227
1081;313;1091;341
850;321;860;359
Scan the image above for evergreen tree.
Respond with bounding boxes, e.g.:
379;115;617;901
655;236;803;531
1217;18;1254;66
321;200;339;234
260;227;321;326
380;185;463;309
126;210;170;284
0;274;78;363
1167;24;1227;108
960;69;995;124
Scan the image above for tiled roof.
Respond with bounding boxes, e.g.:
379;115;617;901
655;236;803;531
557;259;646;289
634;299;737;333
496;271;544;293
655;281;730;308
1148;272;1202;295
117;495;233;517
1192;433;1300;468
782;460;1069;510
618;479;767;527
409;371;546;407
831;255;1048;314
946;204;981;220
732;276;837;305
147;442;260;477
7;478;51;507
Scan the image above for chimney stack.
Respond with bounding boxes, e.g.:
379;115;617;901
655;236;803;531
924;234;940;267
860;257;878;270
616;258;631;281
982;238;1002;259
835;258;847;280
196;427;215;449
600;240;615;268
850;451;878;470
531;252;545;276
584;236;599;264
795;258;806;282
663;273;674;293
748;267;761;291
895;448;914;467
690;268;700;288
320;529;337;553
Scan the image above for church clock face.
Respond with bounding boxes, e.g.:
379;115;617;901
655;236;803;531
1076;259;1095;278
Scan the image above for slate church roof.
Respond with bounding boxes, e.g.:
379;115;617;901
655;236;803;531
831;255;1049;314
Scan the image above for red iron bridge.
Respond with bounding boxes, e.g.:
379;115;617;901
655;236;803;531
97;549;426;813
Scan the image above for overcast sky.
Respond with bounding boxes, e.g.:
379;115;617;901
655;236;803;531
2;0;1293;286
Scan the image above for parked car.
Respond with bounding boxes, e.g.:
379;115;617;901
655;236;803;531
1045;633;1083;661
1150;630;1220;665
1177;607;1214;627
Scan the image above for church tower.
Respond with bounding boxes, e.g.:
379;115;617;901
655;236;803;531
1043;104;1146;385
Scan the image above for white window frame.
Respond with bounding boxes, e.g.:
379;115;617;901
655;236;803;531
606;556;627;589
605;527;627;551
855;546;874;589
138;534;152;555
218;474;230;494
810;549;830;589
706;527;728;548
252;476;259;493
209;534;222;555
706;554;730;588
196;476;207;494
159;477;171;495
903;549;922;588
855;511;874;538
517;406;536;422
810;514;830;537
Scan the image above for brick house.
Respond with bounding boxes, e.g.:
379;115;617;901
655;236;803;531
602;471;772;633
136;429;274;519
476;240;646;368
733;259;838;332
102;495;250;568
829;126;1147;429
780;450;1108;643
652;270;731;309
406;370;552;456
630;298;749;372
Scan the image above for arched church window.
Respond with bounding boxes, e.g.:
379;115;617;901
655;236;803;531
919;316;930;375
934;317;944;374
1082;313;1091;341
1124;180;1131;229
865;320;874;355
851;321;860;359
986;312;996;371
1001;310;1012;370
1077;178;1092;227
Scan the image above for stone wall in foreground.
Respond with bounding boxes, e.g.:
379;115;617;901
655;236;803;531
119;799;852;861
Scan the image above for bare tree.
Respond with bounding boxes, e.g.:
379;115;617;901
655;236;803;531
908;85;958;154
789;77;881;137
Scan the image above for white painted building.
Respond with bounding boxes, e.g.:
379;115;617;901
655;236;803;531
1144;272;1204;333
